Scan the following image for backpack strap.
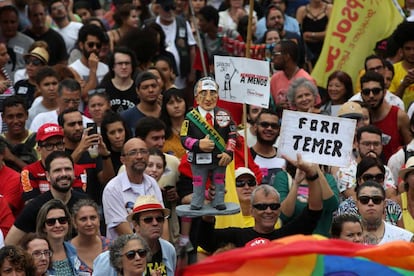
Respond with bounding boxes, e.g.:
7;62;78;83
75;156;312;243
24;132;37;148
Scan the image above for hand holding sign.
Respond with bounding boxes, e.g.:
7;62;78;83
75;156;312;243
199;135;215;152
283;153;318;179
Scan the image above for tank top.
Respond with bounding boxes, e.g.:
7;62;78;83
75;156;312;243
373;105;402;162
401;192;414;233
301;4;328;62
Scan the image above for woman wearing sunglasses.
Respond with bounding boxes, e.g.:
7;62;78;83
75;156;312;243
356;181;413;244
336;156;402;226
35;199;80;275
109;234;154;276
70;199;111;275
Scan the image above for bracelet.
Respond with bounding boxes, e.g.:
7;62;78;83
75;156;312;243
305;172;319;181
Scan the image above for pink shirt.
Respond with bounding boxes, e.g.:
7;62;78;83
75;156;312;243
270;69;320;108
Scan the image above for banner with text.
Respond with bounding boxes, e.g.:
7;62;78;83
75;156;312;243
277;110;356;167
214;56;270;108
311;0;404;88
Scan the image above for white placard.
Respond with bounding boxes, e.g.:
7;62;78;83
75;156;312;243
277;110;356;167
214;56;270;108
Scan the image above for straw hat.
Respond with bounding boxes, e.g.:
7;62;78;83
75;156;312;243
337;102;363;119
24;47;49;64
126;195;170;222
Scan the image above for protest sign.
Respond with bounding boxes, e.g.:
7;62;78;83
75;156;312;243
214;56;270;108
277;110;356;167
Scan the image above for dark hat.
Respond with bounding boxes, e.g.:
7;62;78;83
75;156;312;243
135;71;158;88
156;0;176;11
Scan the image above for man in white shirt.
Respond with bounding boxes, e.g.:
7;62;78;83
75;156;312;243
69;24;109;104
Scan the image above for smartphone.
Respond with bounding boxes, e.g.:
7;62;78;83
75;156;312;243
87;122;97;136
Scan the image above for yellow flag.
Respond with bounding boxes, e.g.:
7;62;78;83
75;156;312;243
312;0;405;88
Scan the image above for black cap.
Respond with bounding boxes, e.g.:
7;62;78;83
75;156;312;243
156;0;176;11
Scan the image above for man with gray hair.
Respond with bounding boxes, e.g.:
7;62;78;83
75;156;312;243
181;76;237;211
197;154;323;252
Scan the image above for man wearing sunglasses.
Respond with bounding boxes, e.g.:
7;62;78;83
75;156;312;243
250;109;286;185
5;151;88;246
197;154;323;252
359;71;411;163
94;195;176;276
69;24;109;104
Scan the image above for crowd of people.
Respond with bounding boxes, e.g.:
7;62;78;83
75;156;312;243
0;0;414;275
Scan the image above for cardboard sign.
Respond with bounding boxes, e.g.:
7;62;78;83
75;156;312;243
277;110;356;167
214;56;270;108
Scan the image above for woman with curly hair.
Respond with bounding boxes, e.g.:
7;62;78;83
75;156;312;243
0;245;36;276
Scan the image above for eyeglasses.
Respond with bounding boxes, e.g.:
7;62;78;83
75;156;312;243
357;195;384;205
24;57;43;66
124;149;149;157
360;141;382;148
361;173;385;183
141;216;165;224
123;249;148;260
361;87;382;96
235;179;256;188
45;216;69;226
115;61;132;66
88;88;106;96
40;141;65;151
86;42;102;49
258;121;279;129
252;203;281;211
31;250;53;259
62;98;81;104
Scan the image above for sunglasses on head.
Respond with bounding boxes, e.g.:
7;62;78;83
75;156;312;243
45;216;69;226
357;195;384;205
88;88;106;96
86;42;102;49
141;216;165;224
258;121;279;129
361;173;385;183
361;87;382;96
235;179;256;188
24;57;43;66
253;203;281;211
123;249;147;260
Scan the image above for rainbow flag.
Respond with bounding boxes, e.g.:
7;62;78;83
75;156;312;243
311;0;405;88
182;235;414;275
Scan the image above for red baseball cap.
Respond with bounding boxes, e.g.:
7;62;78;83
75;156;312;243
36;123;64;142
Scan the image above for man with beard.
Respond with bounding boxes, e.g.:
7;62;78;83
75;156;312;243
69;24;108;104
4;150;88;246
102;138;163;239
270;39;317;110
121;72;161;136
49;0;83;55
58;108;114;205
337;125;397;201
20;123;85;203
250;109;286;185
360;71;411;162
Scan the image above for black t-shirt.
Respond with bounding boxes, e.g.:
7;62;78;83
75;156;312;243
98;79;138;113
14;190;88;233
14;80;36;108
146;241;167;276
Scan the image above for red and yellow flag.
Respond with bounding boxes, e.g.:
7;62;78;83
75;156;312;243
311;0;405;88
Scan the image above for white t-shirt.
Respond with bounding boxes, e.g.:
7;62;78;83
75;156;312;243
30;109;93;132
156;16;196;89
69;59;108;84
52;21;83;54
379;221;413;244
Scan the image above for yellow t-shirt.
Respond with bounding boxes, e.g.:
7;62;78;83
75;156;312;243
389;61;414;109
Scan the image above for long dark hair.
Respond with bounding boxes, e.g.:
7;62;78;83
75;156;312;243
101;110;131;152
160;88;188;139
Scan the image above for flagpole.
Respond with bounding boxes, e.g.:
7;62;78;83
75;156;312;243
188;0;208;77
243;0;254;167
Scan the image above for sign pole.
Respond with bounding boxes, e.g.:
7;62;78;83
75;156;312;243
188;0;208;77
